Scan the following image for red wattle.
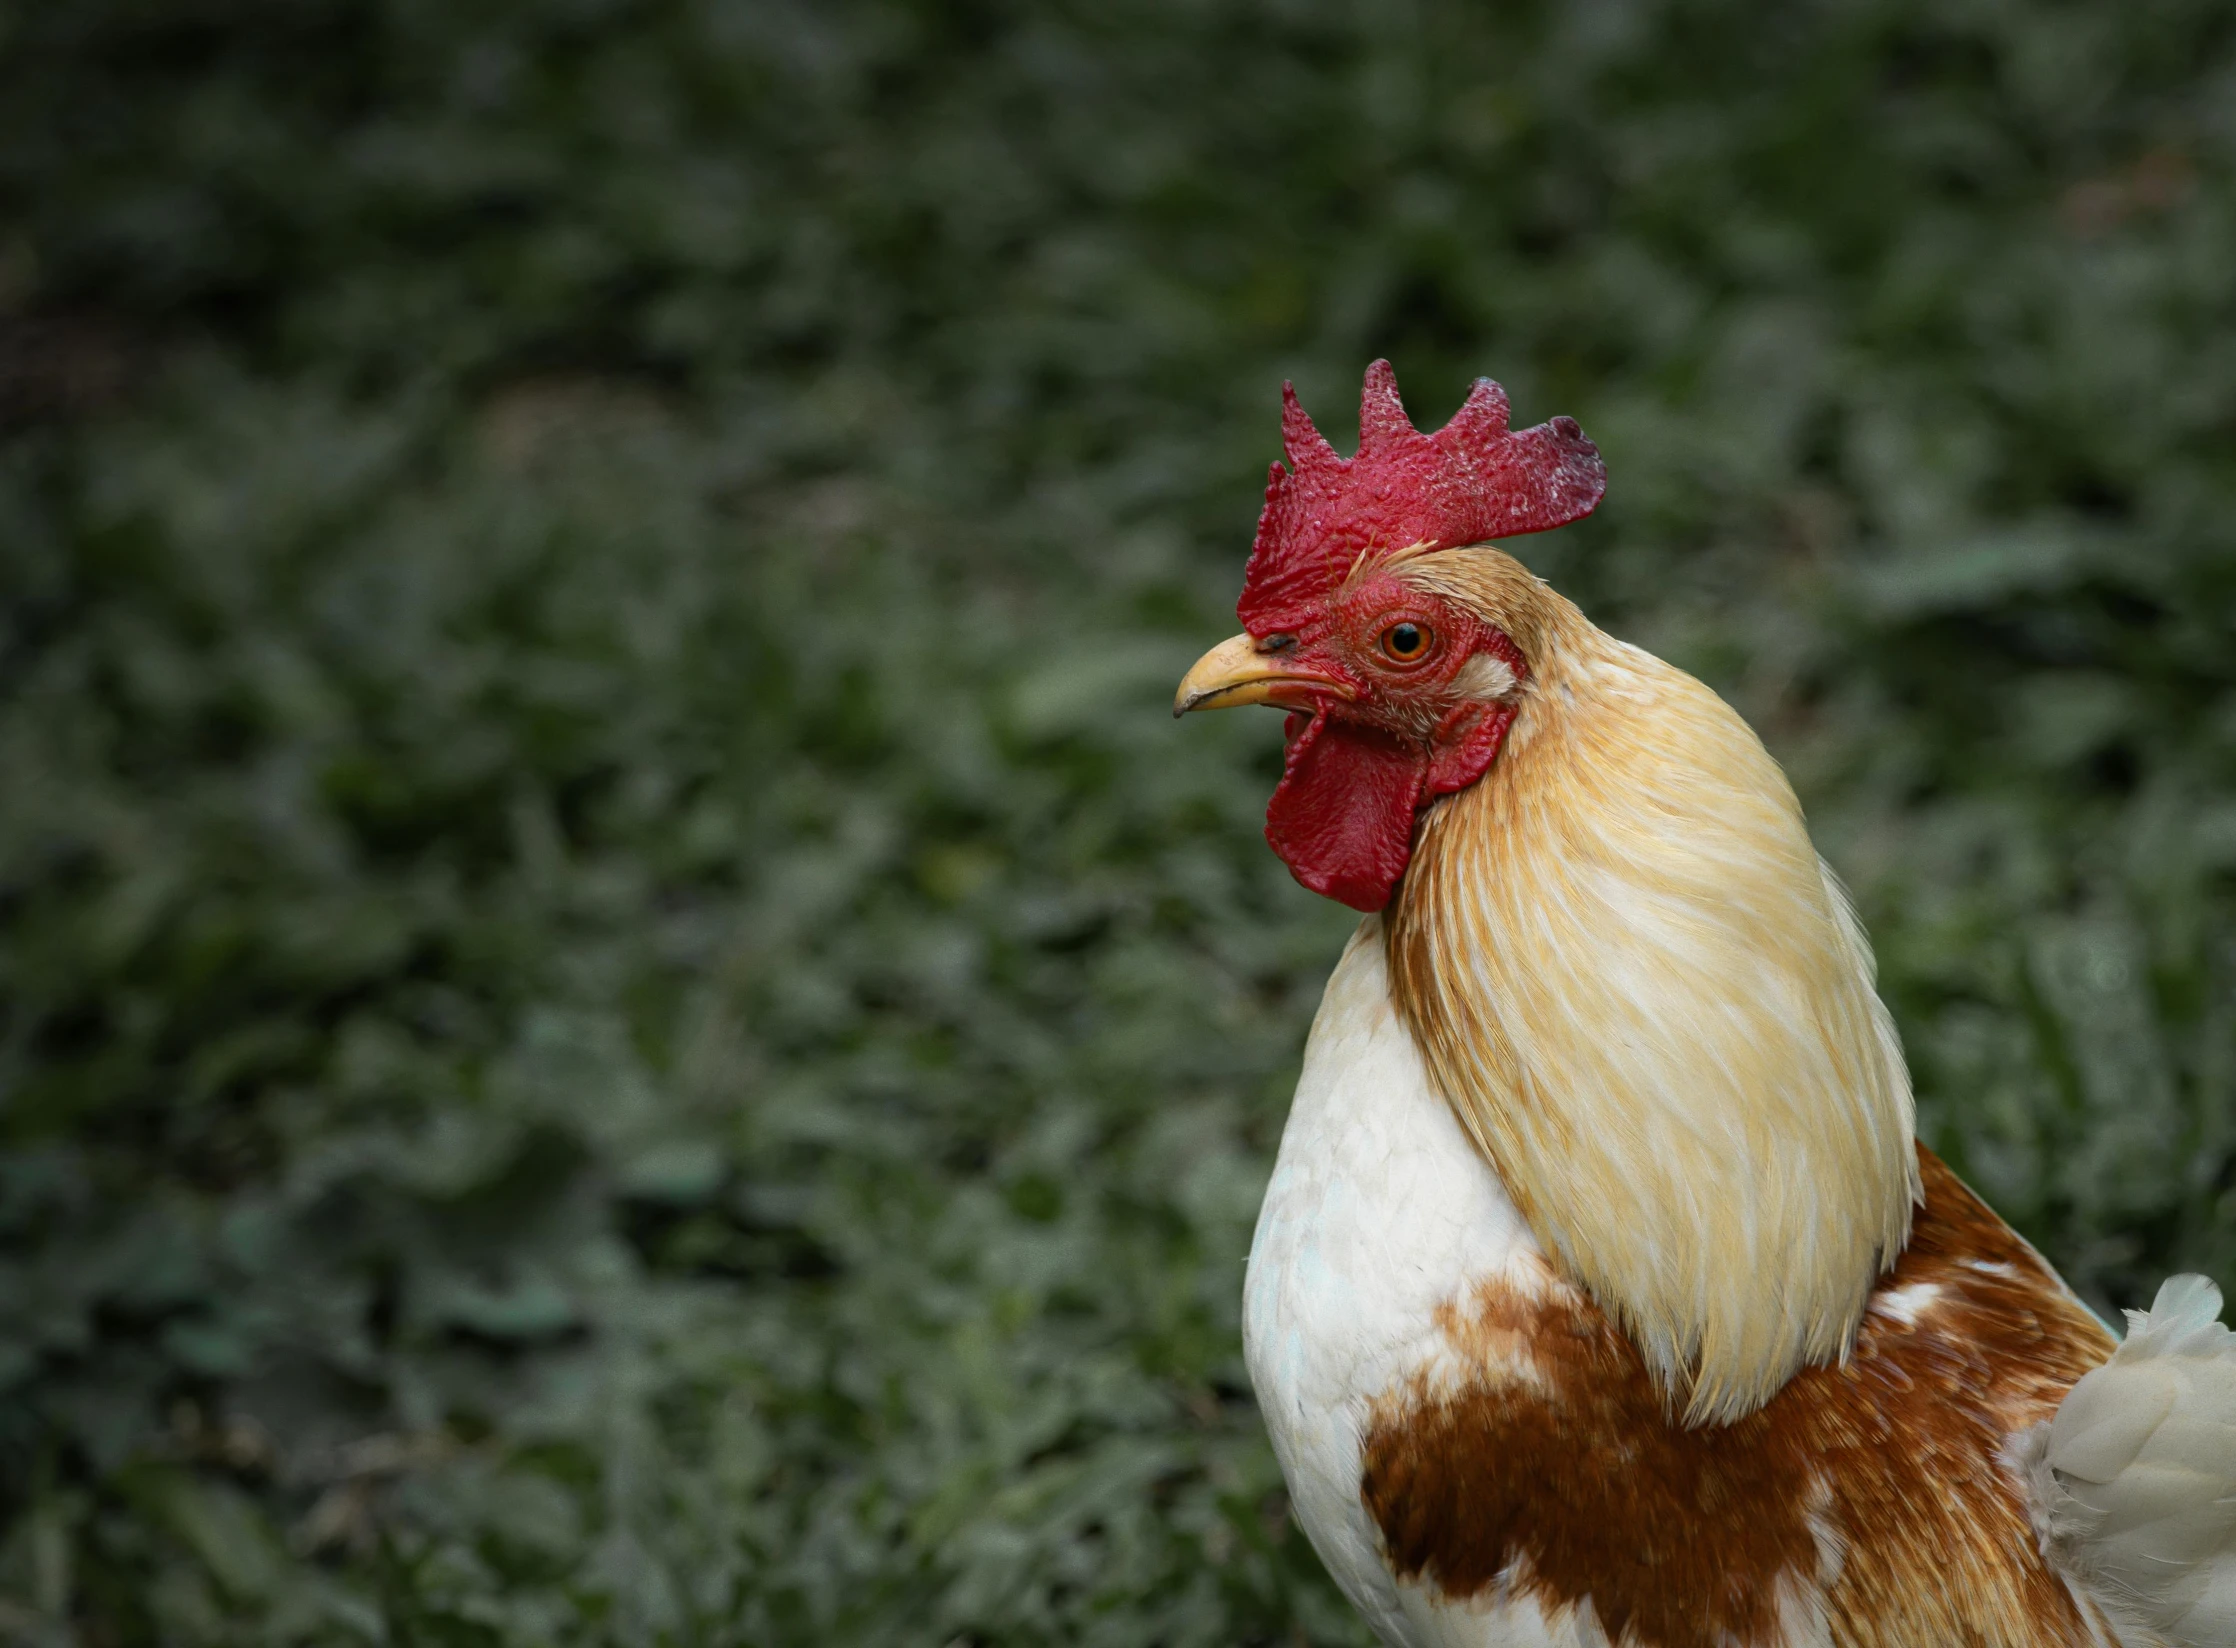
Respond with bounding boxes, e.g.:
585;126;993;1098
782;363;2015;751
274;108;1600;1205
1264;711;1429;912
1264;700;1519;912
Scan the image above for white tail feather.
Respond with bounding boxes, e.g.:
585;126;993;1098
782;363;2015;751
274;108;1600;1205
2020;1276;2236;1648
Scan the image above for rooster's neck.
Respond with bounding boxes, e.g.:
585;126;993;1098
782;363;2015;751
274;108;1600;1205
1384;611;1920;1423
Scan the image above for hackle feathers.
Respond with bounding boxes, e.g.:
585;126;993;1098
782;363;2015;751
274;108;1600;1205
1384;548;1920;1424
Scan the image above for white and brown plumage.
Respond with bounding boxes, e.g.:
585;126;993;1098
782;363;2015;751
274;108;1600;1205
1176;363;2236;1647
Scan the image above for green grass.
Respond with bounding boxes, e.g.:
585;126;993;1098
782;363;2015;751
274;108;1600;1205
3;0;2236;1641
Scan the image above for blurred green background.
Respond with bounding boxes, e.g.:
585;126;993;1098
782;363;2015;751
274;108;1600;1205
3;0;2235;1642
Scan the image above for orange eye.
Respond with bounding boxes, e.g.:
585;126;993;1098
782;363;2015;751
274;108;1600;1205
1380;621;1433;663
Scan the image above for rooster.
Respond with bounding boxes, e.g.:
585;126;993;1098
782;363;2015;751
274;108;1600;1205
1174;362;2236;1648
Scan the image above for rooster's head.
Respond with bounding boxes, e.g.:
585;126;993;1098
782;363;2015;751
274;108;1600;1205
1174;361;1604;911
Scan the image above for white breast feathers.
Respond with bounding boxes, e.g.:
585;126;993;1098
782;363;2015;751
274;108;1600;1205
1243;920;1557;1647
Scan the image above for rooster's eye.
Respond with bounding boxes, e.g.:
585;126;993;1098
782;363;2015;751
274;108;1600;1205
1380;621;1432;664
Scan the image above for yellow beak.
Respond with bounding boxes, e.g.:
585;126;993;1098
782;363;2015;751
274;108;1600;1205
1172;633;1355;717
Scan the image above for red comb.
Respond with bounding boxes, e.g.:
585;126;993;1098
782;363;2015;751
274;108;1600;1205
1237;361;1605;633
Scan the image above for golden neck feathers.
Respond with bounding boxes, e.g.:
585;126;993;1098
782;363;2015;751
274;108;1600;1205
1384;550;1920;1423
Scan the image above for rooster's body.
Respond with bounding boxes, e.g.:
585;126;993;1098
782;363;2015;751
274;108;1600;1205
1178;365;2236;1647
1250;926;2115;1645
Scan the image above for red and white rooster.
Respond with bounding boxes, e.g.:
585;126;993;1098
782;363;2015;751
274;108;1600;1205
1175;363;2236;1648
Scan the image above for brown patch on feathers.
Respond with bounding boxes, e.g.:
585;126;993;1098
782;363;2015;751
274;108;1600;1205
1359;1149;2117;1647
